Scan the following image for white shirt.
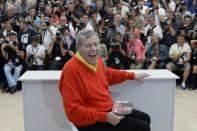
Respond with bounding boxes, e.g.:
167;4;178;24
169;43;192;55
26;44;46;65
85;22;94;30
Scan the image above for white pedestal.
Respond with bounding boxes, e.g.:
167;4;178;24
19;70;178;131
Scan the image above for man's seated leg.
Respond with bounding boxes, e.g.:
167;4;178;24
78;109;150;131
116;109;150;131
13;65;23;82
182;62;191;89
3;64;17;93
166;62;177;72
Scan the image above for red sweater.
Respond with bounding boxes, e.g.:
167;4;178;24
59;56;135;128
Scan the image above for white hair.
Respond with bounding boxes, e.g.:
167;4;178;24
76;29;99;48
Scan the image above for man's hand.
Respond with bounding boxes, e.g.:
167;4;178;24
135;73;150;82
106;112;124;126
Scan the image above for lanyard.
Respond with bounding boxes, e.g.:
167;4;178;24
177;45;183;54
31;45;39;55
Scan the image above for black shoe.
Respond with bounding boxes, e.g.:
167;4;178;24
5;87;11;93
188;86;196;90
10;86;17;94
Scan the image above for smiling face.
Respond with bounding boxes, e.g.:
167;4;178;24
77;35;100;65
177;35;185;46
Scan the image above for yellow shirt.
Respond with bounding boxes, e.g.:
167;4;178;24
75;52;98;72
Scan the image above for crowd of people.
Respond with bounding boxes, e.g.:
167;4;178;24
0;0;197;94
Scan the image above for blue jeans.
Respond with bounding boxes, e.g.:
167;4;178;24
3;63;23;88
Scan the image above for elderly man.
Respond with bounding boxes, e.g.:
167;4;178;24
59;29;151;131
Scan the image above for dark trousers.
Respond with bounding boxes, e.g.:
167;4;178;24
190;74;197;89
78;109;151;131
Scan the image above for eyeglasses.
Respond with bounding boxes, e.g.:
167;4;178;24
60;19;66;21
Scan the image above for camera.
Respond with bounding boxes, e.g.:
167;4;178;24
99;33;107;44
11;16;19;27
3;40;10;52
45;21;50;27
104;19;116;29
146;29;154;37
56;31;62;42
76;22;86;30
64;5;68;11
179;29;185;34
188;30;194;35
26;17;33;24
54;1;60;7
15;53;20;66
13;41;17;46
129;52;136;62
111;42;120;49
115;57;120;64
56;31;61;37
180;0;185;5
176;52;187;66
104;19;110;26
126;12;132;19
27;54;35;69
58;24;69;33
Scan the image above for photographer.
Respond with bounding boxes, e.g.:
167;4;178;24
106;13;126;44
126;18;141;39
2;20;15;42
143;15;163;49
161;11;181;49
166;34;192;89
95;0;108;20
44;4;60;27
145;34;168;69
26;35;46;70
178;15;195;42
126;32;145;69
77;14;94;31
175;1;191;24
128;8;144;30
41;16;57;51
18;18;37;50
113;0;129;18
25;7;42;32
1;32;24;94
15;0;33;17
107;32;127;69
104;6;114;22
62;0;82;25
58;16;76;64
46;30;66;70
59;15;76;47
